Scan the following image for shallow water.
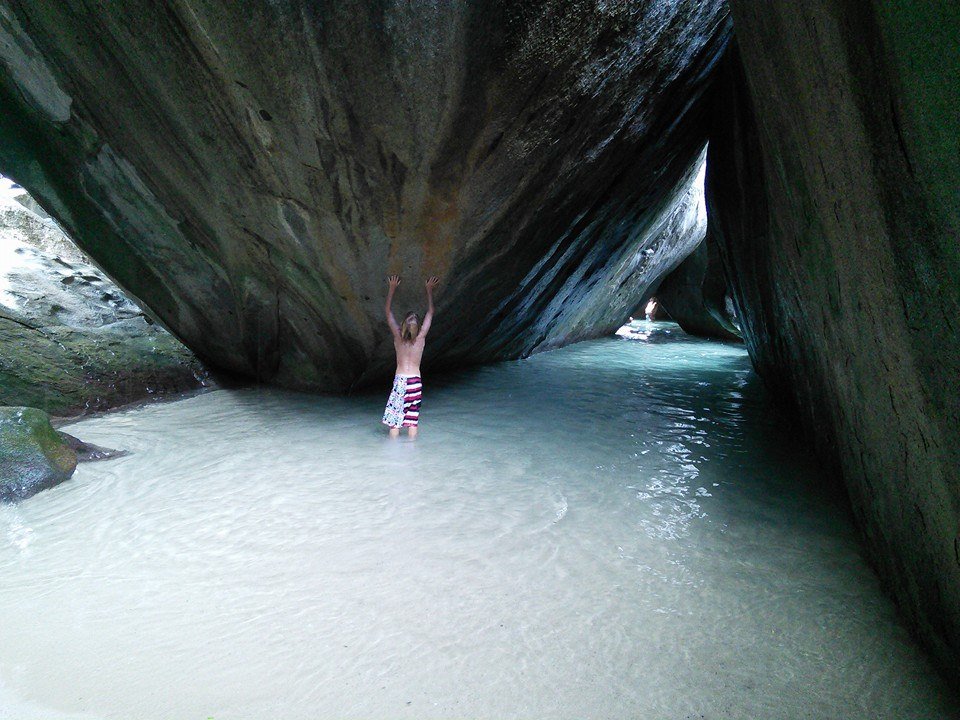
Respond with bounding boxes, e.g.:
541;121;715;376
1;322;956;719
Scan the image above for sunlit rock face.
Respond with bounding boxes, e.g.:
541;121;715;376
0;197;206;416
631;157;740;342
0;0;729;390
711;6;960;680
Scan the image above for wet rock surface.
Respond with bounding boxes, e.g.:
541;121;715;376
0;406;76;502
711;7;960;680
0;0;730;390
0;198;208;416
58;431;127;463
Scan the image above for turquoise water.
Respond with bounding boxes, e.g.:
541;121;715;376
0;321;955;718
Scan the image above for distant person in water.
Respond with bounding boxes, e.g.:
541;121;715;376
382;274;440;438
644;298;658;321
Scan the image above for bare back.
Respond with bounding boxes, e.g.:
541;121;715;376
394;336;426;376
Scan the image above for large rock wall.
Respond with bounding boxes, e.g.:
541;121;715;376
0;0;730;390
711;3;960;680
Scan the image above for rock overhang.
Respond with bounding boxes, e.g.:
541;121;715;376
0;0;731;391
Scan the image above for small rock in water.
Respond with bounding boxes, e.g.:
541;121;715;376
57;431;128;463
0;407;77;502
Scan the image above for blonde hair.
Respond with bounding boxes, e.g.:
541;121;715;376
400;313;419;343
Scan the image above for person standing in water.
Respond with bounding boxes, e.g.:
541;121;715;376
382;274;440;438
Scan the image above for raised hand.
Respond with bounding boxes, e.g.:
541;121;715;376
425;275;440;291
387;274;401;289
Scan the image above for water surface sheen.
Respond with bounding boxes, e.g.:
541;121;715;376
1;322;956;719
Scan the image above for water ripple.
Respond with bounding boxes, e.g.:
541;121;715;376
0;322;955;719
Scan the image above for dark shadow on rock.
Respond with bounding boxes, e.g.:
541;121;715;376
710;16;960;682
655;234;742;342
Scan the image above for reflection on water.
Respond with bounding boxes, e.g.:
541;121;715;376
0;321;956;719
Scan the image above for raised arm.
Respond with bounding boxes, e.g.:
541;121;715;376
418;276;440;339
385;275;401;338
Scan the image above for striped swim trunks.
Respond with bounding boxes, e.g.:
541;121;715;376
382;374;422;428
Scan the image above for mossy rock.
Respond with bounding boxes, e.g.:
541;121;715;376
0;406;77;502
0;314;206;417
